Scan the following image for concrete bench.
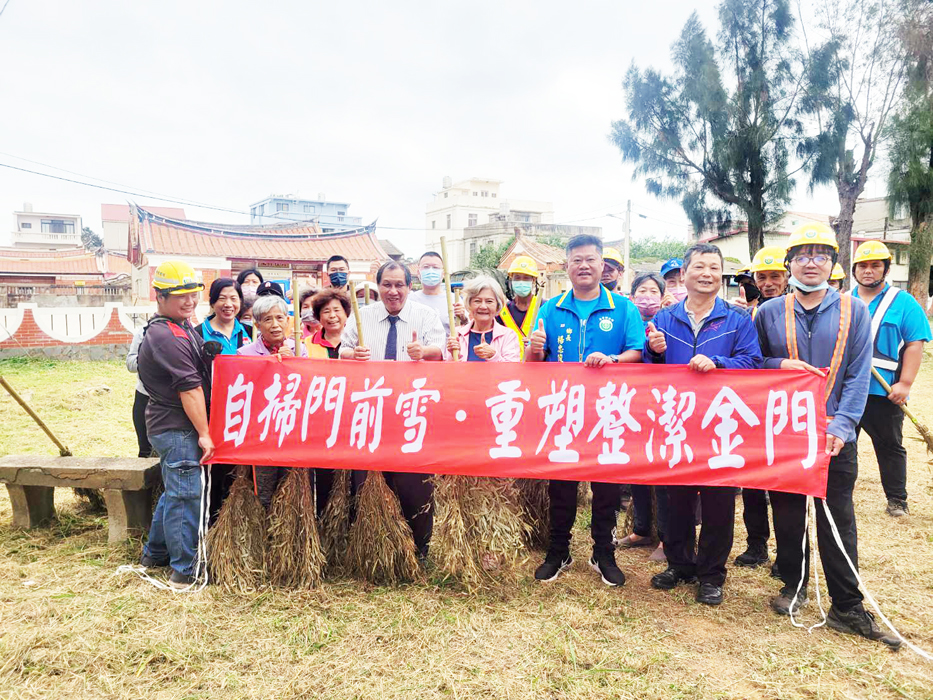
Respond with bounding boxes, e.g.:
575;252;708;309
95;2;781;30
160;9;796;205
0;455;161;543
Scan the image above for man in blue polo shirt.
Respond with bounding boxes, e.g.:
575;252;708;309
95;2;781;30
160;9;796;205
526;234;645;586
852;241;931;517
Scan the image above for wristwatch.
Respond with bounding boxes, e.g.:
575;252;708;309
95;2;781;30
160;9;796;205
610;354;620;363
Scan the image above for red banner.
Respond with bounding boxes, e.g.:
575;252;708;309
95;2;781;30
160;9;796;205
207;357;830;498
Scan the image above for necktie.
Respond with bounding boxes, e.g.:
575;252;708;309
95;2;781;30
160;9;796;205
385;315;399;361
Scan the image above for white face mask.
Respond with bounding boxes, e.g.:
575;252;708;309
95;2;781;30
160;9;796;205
788;276;830;293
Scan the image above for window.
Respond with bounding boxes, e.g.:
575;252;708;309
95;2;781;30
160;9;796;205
338;211;346;216
276;202;289;212
446;214;451;229
481;191;488;197
431;220;436;229
468;214;477;227
895;248;903;265
444;192;448;198
21;222;31;229
491;193;496;198
473;191;478;196
303;204;314;214
470;241;477;257
41;219;75;234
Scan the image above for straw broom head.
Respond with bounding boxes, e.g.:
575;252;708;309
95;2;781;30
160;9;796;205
516;478;549;550
319;469;351;576
206;465;268;593
346;471;422;585
266;469;325;588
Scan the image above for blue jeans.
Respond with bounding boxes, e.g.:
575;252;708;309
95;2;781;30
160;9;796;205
143;429;205;577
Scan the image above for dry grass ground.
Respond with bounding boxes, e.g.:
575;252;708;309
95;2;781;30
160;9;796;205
1;356;932;699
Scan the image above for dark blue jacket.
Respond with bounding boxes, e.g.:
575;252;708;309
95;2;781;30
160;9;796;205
643;297;762;369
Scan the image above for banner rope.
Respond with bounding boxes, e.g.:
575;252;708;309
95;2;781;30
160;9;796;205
818;498;932;661
788;496;828;631
115;466;211;594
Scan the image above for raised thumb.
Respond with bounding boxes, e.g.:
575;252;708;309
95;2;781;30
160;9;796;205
647;322;657;333
537;319;544;332
411;331;418;343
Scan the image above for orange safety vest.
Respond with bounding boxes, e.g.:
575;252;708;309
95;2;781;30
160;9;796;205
499;295;540;360
783;293;852;401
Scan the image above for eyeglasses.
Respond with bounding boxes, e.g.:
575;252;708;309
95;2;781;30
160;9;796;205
792;254;831;266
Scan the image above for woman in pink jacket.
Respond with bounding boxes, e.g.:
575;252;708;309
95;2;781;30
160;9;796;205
444;275;521;362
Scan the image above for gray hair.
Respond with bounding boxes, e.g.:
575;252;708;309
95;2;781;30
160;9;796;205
251;294;289;323
462;275;506;313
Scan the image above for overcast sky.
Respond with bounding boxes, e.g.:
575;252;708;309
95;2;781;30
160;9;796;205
0;0;888;255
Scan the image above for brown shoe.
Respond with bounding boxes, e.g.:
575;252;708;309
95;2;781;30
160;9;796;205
826;606;902;650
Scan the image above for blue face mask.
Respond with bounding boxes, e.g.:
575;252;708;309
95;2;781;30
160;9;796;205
421;268;443;287
511;281;533;297
329;271;348;288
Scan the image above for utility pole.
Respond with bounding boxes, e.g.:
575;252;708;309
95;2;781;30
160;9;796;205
623;199;632;293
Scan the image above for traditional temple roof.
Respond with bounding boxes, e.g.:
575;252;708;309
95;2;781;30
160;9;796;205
0;248;132;278
128;206;387;266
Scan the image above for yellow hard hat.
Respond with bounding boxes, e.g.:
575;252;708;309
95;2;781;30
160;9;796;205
786;222;838;251
831;263;846;280
749;246;789;273
152;260;204;295
602;247;624;268
853;240;892;264
507;255;539;277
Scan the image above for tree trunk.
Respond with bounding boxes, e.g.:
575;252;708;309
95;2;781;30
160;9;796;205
907;216;933;309
747;220;765;260
834;195;858;291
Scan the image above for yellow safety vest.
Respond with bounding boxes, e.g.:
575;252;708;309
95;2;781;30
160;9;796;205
499;295;540;360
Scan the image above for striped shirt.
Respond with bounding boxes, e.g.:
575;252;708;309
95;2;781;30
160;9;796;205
340;300;446;361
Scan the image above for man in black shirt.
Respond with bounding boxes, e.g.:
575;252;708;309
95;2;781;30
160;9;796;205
138;261;214;590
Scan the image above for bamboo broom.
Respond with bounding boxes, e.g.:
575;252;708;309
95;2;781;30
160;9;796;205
207;465;268;592
870;367;933;466
344;280;421;584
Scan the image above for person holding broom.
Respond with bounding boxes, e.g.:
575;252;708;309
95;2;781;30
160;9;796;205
138;261;213;590
754;224;900;648
851;240;931;518
339;261;446;560
525;234;645;587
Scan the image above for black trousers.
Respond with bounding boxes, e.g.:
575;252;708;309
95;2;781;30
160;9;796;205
631;485;669;541
858;395;908;502
315;468;334;518
132;391;152;458
770;442;863;612
548;480;620;555
741;488;770;548
352;471;434;557
666;485;735;586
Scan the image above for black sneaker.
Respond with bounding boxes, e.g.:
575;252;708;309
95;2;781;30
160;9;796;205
168;569;196;590
696;582;724;606
886;499;909;517
770;588;808;616
827;606;902;650
734;544;770;568
651;567;697;590
589;551;626;587
534;552;573;582
140;554;169;568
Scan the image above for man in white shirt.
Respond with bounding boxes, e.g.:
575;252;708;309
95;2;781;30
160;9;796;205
409;251;468;334
340;261;446;557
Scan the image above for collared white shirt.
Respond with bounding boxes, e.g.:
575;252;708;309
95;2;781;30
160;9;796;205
340;299;446;361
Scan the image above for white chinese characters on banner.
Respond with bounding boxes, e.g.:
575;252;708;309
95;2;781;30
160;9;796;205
766;389;818;469
395;378;441;453
485;380;531;458
536;380;586;463
587;381;642;465
700;386;761;469
646;385;696;467
256;372;303;447
301;375;346;448
349;377;393;453
223;373;253;447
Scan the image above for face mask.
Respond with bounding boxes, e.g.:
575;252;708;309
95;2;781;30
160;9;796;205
300;310;317;324
671;287;688;302
602;280;618;292
788;276;830;293
241;284;259;295
741;282;761;303
329;271;348;288
633;295;661;317
511;281;533;297
420;268;443;287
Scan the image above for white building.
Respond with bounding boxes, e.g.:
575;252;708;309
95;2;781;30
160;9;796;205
11;203;81;249
101;204;187;252
424;177;554;270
